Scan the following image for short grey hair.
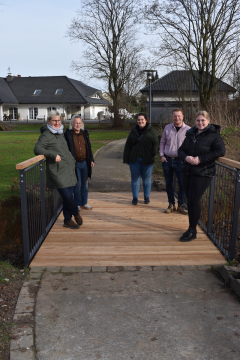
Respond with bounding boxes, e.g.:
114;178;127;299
69;114;84;130
47;110;61;121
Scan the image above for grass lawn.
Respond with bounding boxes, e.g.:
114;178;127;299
0;130;129;201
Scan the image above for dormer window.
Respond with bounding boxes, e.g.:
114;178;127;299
33;89;41;95
55;89;63;95
91;93;100;99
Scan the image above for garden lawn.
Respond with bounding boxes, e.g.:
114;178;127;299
0;130;128;201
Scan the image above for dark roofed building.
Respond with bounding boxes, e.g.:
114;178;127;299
0;75;111;121
140;70;236;123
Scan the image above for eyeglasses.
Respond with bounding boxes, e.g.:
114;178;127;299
51;120;61;123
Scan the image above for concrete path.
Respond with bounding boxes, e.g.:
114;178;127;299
11;139;240;360
89;138;131;192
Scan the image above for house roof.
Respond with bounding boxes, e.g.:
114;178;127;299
0;78;18;104
68;78;111;105
0;76;111;106
140;70;236;94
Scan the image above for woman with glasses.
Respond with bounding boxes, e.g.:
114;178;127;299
178;110;225;242
123;113;159;205
34;111;82;229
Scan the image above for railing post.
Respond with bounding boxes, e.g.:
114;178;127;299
19;170;30;266
39;160;46;236
207;176;216;235
229;169;240;260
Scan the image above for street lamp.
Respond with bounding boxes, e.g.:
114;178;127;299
143;70;157;124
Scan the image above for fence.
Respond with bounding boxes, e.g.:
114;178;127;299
16;156;62;266
174;157;240;260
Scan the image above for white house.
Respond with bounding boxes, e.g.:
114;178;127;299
0;75;111;121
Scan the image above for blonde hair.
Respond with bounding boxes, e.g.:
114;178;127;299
195;111;210;121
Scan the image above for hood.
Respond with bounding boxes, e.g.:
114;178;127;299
187;124;221;136
40;125;48;134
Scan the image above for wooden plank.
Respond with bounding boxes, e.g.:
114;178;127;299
217;157;240;169
30;192;225;267
16;155;45;170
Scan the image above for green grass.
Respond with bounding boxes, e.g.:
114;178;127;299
2;123;45;131
0;130;129;201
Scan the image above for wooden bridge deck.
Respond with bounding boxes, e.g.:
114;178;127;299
30;192;225;267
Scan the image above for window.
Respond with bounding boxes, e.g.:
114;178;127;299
55;89;63;95
33;89;41;95
91;93;100;99
29;107;38;119
47;107;56;112
9;107;18;119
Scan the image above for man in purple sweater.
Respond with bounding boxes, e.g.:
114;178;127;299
159;108;190;214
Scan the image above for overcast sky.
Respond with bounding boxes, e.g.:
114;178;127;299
0;0;164;91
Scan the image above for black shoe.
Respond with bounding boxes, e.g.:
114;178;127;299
180;228;197;242
144;196;150;204
132;197;138;205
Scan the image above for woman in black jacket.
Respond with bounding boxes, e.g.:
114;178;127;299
123;113;159;205
178;111;225;242
64;115;94;210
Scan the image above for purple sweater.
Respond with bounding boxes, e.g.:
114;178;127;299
159;122;190;158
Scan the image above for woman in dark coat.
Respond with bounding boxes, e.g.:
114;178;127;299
64;115;94;211
178;110;225;242
34;111;82;229
123;113;159;205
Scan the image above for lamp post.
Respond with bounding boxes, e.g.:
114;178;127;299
143;70;157;124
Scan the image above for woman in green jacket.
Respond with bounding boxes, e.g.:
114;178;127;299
123;113;159;205
34;111;82;229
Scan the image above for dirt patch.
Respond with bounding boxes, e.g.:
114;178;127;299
0;263;29;360
0;196;24;268
222;129;240;162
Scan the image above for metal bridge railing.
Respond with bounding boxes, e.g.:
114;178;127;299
174;157;240;260
16;156;62;266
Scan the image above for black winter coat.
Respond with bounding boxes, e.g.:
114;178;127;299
123;125;159;165
64;129;94;179
178;124;225;177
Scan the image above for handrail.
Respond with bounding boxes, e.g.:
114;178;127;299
16;155;45;170
217;157;240;169
16;155;240;171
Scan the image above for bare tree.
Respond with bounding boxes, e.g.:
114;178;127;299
144;0;240;107
68;0;144;127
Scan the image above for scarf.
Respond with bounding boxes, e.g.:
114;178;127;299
47;123;64;134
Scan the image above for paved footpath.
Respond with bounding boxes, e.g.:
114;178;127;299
10;139;240;360
89;138;131;192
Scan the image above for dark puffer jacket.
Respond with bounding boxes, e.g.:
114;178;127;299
178;124;225;177
123;125;159;165
64;129;94;179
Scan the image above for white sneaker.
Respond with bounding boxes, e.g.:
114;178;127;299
83;204;92;210
78;206;81;212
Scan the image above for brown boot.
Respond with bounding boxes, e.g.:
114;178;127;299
164;203;176;213
74;212;83;226
63;219;79;229
177;205;188;215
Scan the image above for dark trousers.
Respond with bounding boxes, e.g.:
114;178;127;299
182;173;212;229
162;157;185;206
57;186;79;223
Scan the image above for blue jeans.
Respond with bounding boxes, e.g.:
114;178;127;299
129;158;153;199
162;157;185;206
57;186;79;223
74;160;88;206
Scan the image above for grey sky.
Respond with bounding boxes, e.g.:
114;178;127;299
0;0;164;91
